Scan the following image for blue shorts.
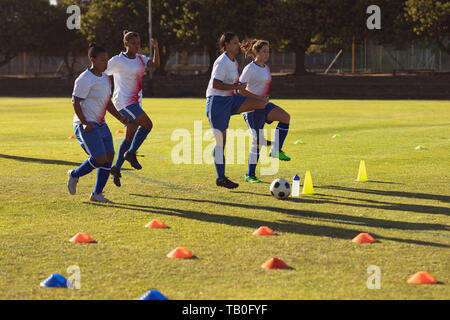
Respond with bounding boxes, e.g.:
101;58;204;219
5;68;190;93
243;102;279;130
74;123;114;159
119;103;146;124
206;95;247;132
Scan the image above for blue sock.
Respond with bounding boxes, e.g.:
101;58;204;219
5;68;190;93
115;139;131;169
71;157;100;178
271;122;289;153
128;127;150;154
213;145;225;179
93;162;112;195
247;144;260;177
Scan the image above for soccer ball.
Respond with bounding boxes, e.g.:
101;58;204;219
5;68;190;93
270;178;291;200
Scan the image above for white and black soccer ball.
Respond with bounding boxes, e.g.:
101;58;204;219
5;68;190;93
270;178;291;200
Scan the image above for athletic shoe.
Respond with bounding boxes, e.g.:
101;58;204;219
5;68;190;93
269;150;291;161
245;175;261;183
67;170;79;195
216;177;239;189
89;193;112;203
253;137;272;147
110;166;121;187
124;151;142;170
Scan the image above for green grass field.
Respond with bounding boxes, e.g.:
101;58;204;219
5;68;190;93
0;97;449;300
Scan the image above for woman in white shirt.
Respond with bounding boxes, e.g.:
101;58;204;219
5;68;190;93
68;43;129;203
238;39;291;183
106;30;160;187
205;32;267;189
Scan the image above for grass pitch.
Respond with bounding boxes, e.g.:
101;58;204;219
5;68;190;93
0;97;449;300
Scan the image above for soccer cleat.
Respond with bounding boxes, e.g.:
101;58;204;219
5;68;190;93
245;175;261;183
89;193;112;203
269;150;291;161
110;166;121;187
216;177;239;189
124;151;142;170
67;170;79;195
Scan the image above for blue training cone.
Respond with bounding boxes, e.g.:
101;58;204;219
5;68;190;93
40;273;71;288
138;289;169;300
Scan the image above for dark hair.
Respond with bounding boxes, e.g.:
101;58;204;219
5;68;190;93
123;30;140;42
240;39;269;59
218;32;237;52
88;42;106;59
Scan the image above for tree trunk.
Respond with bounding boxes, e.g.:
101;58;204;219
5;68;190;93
0;53;16;69
154;44;169;76
206;45;217;75
294;47;308;75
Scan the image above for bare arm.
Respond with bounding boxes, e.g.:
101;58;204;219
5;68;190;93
107;99;129;125
148;38;160;69
72;97;94;131
212;80;247;92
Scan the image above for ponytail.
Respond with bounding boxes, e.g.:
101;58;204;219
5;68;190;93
240;39;270;59
88;42;106;59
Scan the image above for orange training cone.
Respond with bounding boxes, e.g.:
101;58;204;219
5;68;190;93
167;247;194;259
253;226;276;236
116;129;124;134
407;271;438;284
261;258;289;269
352;233;376;243
145;219;168;228
68;135;76;139
69;232;95;243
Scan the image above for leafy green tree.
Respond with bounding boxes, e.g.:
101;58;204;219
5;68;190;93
404;0;450;54
182;0;260;74
0;0;52;68
82;0;192;75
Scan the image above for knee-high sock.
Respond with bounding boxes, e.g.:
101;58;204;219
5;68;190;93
93;162;112;195
128;127;150;154
115;139;131;170
213;145;225;179
247;144;260;177
271;122;289;153
71;157;100;178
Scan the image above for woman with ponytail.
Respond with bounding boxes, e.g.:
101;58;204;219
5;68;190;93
106;30;160;187
238;39;291;183
205;32;267;189
68;43;129;203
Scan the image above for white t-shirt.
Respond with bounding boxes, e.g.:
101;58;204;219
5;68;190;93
105;52;151;110
206;52;239;97
239;61;272;97
72;69;112;125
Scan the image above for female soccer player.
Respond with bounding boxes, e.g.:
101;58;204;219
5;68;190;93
239;39;291;183
206;32;267;189
106;30;160;187
68;43;129;203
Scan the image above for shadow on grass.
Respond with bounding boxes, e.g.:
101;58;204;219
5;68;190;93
318;185;450;203
229;189;450;217
88;195;450;248
0;153;80;166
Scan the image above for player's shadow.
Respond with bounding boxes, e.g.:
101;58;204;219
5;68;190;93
0;153;80;166
89;199;449;249
230;190;450;217
317;185;450;203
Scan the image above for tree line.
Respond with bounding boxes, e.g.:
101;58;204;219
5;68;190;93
0;0;448;76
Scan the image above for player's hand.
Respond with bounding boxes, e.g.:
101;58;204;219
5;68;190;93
150;38;158;48
236;82;247;90
83;122;94;132
120;116;130;126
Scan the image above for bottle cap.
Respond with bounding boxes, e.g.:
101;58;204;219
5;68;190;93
293;175;300;180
